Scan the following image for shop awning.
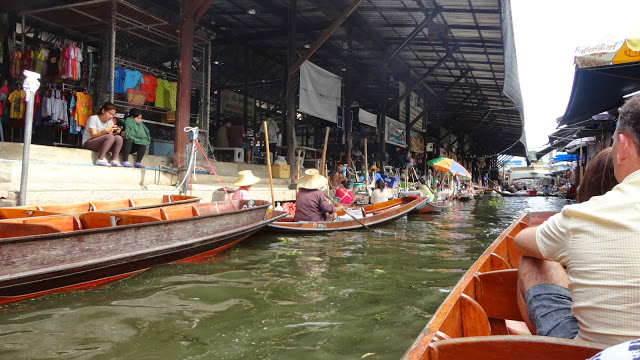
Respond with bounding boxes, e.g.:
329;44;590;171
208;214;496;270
560;61;640;126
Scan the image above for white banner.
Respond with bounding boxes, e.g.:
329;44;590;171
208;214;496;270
299;61;342;122
358;108;377;127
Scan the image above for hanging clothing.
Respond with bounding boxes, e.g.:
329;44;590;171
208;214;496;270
8;89;25;119
21;49;33;73
47;46;61;77
124;69;143;90
108;67;126;94
10;50;21;77
169;81;177;111
155;78;171;109
140;73;157;102
34;47;49;75
74;92;93;126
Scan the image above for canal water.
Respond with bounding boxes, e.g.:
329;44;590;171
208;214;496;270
0;196;570;359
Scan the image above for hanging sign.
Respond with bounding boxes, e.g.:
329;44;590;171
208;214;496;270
410;130;424;153
385;117;406;147
221;90;254;118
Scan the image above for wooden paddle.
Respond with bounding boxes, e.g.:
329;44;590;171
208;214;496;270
326;195;373;231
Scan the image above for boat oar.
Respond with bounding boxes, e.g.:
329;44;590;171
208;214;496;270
326;195;373;231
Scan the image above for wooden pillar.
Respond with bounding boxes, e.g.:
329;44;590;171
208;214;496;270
286;0;297;177
379;71;387;168
344;19;353;167
404;84;411;151
174;0;213;168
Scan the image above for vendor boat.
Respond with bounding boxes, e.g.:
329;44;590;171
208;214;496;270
3;195;200;214
0;200;287;305
402;211;607;360
267;196;424;232
494;189;539;197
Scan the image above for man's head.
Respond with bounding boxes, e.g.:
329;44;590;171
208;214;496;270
224;119;231;127
612;95;640;182
337;164;344;171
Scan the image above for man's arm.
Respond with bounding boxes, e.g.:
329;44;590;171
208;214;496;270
514;226;544;259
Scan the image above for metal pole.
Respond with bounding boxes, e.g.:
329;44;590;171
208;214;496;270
109;0;116;102
18;70;41;206
205;41;211;153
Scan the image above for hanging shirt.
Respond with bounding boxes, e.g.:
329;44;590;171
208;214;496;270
8;89;25;119
21;49;33;73
34;47;49;75
169;81;177;111
0;84;8;117
140;74;157;102
74;92;93;126
112;67;126;94
155;78;171;109
47;46;61;77
124;69;143;90
10;50;21;77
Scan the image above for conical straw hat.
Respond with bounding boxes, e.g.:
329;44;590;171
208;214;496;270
299;169;328;190
232;170;261;187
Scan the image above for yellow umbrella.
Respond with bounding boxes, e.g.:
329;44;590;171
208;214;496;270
575;37;640;68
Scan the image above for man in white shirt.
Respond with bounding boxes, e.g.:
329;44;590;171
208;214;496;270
514;95;640;345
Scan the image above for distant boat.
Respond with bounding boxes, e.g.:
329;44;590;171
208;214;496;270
0;200;286;305
267;197;424;232
402;211;607;360
495;189;539;197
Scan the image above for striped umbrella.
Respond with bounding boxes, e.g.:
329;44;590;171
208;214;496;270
427;157;472;178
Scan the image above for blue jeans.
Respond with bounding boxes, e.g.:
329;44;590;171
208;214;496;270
525;283;579;339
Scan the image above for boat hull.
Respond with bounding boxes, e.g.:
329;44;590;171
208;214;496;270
267;197;424;232
0;202;286;304
414;200;451;214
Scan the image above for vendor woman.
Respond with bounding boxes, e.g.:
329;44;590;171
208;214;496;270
293;169;344;221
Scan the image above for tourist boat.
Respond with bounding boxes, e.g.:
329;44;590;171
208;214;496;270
402;211;608;360
267;196;424;232
0;200;287;305
3;195;200;215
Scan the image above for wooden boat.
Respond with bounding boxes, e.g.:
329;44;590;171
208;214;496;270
457;194;474;201
267;196;424;232
495;189;539;197
0;200;287;305
402;211;608;360
414;199;451;214
3;195;200;214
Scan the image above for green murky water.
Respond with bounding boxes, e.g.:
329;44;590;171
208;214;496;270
0;196;570;359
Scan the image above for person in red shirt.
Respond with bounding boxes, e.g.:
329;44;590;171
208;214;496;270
335;180;354;205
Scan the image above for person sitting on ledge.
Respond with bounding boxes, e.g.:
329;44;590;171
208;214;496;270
231;170;260;200
82;102;123;166
120;108;150;169
294;169;343;222
515;95;640;345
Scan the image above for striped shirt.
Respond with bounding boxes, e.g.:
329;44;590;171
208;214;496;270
536;169;640;345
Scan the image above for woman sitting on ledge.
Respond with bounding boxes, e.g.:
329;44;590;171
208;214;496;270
82;102;123;166
120;108;150;169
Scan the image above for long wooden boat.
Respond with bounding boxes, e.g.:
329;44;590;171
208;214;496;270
415;199;451;214
267;196;424;232
3;195;200;214
0;200;287;305
402;211;608;360
495;189;539;197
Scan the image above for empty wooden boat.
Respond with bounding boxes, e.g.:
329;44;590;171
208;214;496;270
0;200;286;305
402;211;608;360
3;195;200;215
267;196;424;232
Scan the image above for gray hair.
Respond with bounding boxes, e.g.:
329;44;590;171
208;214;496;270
617;95;640;156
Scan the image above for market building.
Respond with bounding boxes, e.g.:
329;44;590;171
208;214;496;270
0;0;528;205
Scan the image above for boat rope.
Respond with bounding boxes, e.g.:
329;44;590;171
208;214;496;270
193;136;236;210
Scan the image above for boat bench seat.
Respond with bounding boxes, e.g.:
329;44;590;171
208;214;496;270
160;205;199;220
90;199;133;211
79;212;160;229
0;209;62;220
425;335;606;360
21;215;82;232
0;222;62;238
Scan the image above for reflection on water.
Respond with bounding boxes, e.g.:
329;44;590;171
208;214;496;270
0;197;570;359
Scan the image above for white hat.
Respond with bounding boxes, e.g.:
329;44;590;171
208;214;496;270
233;170;260;187
298;169;328;190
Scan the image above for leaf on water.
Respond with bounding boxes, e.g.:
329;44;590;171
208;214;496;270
361;353;375;359
373;269;385;274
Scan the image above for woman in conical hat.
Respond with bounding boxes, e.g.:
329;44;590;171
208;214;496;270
231;170;260;200
293;169;343;221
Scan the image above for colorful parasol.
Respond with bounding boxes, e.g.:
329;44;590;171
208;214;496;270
427;157;472;178
575;37;640;68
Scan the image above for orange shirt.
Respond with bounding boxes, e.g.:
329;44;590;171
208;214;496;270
140;74;157;102
74;92;93;126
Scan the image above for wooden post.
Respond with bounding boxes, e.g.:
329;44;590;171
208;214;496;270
263;121;275;204
364;138;369;186
296;149;302;192
320;126;330;176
